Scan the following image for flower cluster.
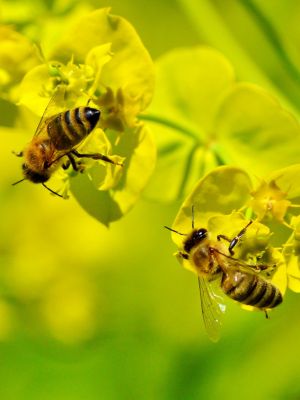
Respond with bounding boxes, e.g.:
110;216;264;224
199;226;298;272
170;165;300;301
2;8;156;225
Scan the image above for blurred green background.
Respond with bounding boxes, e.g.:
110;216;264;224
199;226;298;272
1;0;300;399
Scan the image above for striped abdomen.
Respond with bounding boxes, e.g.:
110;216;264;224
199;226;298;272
47;107;100;151
221;271;282;309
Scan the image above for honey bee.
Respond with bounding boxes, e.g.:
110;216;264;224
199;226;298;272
13;87;122;197
165;213;282;342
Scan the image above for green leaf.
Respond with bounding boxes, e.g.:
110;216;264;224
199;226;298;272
0;26;40;100
144;43;300;203
171;166;252;247
17;64;52;115
144;124;203;202
143;46;235;201
177;0;299;114
71;123;156;226
147;46;235;133
70;175;123;226
215;83;300;175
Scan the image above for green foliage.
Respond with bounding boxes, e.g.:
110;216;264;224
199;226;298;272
3;8;156;225
144;46;300;202
70;124;155;225
3;0;300;334
143;47;235;201
3;1;300;399
177;0;300;113
170;166;252;246
0;26;41;100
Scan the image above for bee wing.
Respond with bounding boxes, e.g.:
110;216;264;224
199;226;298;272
34;86;67;137
198;276;226;342
218;251;269;276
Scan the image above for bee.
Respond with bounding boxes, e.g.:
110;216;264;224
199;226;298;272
165;212;282;342
13;87;122;197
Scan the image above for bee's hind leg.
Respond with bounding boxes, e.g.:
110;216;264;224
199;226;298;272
71;149;123;166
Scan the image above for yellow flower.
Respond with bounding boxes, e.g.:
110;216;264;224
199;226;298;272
9;8;156;225
250;180;291;223
0;26;40;100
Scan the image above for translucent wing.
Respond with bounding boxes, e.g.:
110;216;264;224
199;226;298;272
198;276;226;342
34;86;67;137
214;248;271;276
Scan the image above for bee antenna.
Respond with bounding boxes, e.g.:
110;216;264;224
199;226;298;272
164;226;187;236
42;183;64;198
12;178;26;186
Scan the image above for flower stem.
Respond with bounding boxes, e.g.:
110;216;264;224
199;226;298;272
139;113;203;143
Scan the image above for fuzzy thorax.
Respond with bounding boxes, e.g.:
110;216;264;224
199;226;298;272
22;138;57;183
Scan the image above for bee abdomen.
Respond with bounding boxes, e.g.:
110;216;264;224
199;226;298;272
222;272;282;309
47;107;100;151
254;283;282;308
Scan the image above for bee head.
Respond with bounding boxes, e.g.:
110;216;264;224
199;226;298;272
22;163;50;183
84;107;101;130
184;228;208;253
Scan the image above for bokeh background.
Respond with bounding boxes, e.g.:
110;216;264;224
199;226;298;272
1;0;300;399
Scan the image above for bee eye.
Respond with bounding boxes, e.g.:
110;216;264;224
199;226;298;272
84;107;100;129
184;228;207;253
195;228;207;240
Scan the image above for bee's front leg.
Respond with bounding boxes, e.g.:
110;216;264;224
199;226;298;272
217;235;231;244
178;251;189;260
62;160;71;170
12;151;23;157
218;221;253;255
66;154;85;173
67;153;79;171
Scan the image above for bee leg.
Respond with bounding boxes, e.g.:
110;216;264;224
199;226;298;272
217;234;235;255
227;221;253;255
67;153;79;172
264;309;270;319
12;151;23;157
217;235;231;243
71;150;123;166
178;251;189;260
62;160;71;170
